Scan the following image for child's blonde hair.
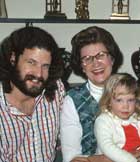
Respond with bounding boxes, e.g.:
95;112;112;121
99;73;139;115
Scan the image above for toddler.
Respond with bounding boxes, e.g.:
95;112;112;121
94;73;140;162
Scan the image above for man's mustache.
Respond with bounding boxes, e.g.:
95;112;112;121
24;75;44;82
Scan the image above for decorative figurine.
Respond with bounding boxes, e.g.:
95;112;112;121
110;0;130;20
75;0;89;19
0;0;7;18
44;0;67;19
131;48;140;85
53;0;58;12
59;48;72;91
117;0;123;14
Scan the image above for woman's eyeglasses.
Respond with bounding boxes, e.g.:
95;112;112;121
81;51;109;65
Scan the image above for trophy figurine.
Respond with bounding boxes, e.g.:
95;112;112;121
110;0;130;20
0;0;7;18
44;0;67;20
75;0;89;19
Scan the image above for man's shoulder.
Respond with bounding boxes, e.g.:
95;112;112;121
56;79;65;92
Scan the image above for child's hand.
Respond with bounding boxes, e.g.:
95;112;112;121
71;155;113;162
71;156;89;162
130;147;140;159
136;147;140;151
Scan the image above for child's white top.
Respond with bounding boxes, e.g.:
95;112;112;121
94;111;140;162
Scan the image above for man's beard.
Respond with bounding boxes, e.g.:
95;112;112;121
11;69;47;97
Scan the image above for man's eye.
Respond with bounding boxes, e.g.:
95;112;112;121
42;64;50;69
28;60;34;65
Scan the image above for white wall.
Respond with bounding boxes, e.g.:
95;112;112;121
1;0;140;83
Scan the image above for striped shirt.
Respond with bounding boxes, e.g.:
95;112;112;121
0;80;65;162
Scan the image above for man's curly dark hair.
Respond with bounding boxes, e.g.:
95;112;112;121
0;26;63;100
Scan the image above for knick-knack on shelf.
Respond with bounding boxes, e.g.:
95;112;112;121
131;48;140;84
0;0;7;18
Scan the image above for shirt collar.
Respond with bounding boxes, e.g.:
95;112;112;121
0;82;45;116
86;79;103;102
107;111;138;125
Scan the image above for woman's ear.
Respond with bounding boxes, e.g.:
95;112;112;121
109;56;114;68
111;56;115;65
10;52;15;66
81;63;86;73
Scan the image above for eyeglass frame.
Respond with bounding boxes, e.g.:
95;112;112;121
80;51;110;65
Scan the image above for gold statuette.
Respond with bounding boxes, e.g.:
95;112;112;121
75;0;89;19
44;0;67;20
0;0;7;18
110;0;130;20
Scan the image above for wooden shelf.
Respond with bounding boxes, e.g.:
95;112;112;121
0;18;140;24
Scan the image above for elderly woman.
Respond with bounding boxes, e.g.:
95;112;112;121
60;26;123;162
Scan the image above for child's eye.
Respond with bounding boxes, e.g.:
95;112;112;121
128;99;136;103
115;99;122;102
